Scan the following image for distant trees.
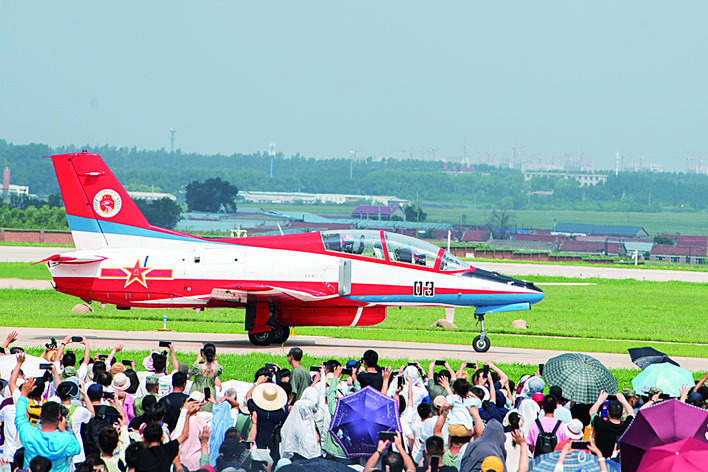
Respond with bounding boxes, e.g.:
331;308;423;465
0;204;68;230
185;178;239;212
404;205;427;222
487;208;514;239
134;198;183;229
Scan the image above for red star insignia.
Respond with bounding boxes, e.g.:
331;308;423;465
123;260;152;288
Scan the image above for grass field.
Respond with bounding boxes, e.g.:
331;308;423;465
2;274;707;358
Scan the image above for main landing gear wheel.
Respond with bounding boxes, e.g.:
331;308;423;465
472;335;491;353
248;330;274;346
272;324;290;344
472;312;491;352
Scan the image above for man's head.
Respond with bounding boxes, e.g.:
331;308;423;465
362;349;378;368
542;394;557;414
325;359;341;373
434;369;451;386
62;351;77;368
287;347;303;362
224;426;241;441
172;371;187;389
381;450;404;472
87;383;104;402
417;402;432;420
142;421;163;444
144;402;166;423
549;386;564;402
152;353;167;373
39;401;62;425
145;375;160;393
622;388;639;407
28;378;45;400
453;378;471;397
56;381;79;402
99;427;120;455
29;456;52;472
425;435;445;458
607;400;623;419
95;370;113;388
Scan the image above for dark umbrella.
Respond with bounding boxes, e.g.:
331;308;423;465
528;450;620;472
329;386;401;457
619;399;708;472
628;347;680;370
542;353;618;404
277;457;354;471
636;437;708;472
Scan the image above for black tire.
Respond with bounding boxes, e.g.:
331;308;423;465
272;324;290;344
248;330;274;346
472;335;491;353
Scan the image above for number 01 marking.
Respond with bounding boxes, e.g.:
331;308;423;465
413;281;434;297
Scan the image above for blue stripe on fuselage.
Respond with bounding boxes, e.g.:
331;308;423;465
67;215;213;244
348;292;544;307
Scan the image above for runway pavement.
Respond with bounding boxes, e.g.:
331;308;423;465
3;326;706;372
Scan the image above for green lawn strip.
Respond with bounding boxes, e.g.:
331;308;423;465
0;263;52;280
0;242;73;248
18;347;701;394
2;278;707;354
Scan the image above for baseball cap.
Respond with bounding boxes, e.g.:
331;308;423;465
481;455;504;472
621;388;637;399
549;385;563;400
87;383;103;400
145;376;159;386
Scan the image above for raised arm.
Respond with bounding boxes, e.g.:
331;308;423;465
486;361;508;387
589;391;608;417
170;343;179;373
105;343;124;366
80;337;91;366
364;440;390;472
393;431;416;471
615;392;634;417
9;352;25;393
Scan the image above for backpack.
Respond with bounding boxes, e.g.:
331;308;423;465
81;405;119;457
534;418;561;457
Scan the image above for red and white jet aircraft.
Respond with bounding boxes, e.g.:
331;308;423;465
41;151;543;351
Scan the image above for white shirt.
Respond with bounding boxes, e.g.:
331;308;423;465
66;404;92;463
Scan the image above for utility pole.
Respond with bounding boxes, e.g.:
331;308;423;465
169;128;176;153
268;142;276;179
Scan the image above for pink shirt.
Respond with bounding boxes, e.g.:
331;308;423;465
179;415;207;471
527;415;570;449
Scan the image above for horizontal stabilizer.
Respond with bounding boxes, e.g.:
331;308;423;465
476;302;531;315
34;254;107;265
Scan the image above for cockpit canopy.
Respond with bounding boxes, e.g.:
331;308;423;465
321;230;468;271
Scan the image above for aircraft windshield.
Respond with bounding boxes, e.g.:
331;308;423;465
321;230;386;260
321;230;469;271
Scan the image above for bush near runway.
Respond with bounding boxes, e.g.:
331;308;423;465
1;273;707;357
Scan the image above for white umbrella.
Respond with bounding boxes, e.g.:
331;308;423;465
0;353;47;380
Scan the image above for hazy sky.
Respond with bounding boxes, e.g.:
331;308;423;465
1;1;706;171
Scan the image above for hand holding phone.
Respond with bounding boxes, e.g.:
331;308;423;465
71;336;83;343
378;431;396;441
158;340;171;347
204;387;211;401
434;360;446;366
571;441;590;449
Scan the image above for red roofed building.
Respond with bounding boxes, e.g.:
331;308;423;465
649;244;707;264
559;240;627;257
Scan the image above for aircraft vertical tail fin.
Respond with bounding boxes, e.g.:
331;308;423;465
50;151;195;250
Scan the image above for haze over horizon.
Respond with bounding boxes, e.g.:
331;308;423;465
2;1;707;173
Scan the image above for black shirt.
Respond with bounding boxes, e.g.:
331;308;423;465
592;414;633;458
135;439;179;472
158;391;189;432
358;370;384;391
247;399;289;450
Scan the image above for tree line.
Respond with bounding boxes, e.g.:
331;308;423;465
2;139;708;213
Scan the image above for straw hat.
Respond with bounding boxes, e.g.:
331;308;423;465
112;372;130;391
110;363;126;376
252;383;287;411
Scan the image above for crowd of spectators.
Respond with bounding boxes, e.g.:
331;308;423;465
0;330;704;472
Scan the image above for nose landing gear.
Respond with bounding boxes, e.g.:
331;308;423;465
472;313;491;352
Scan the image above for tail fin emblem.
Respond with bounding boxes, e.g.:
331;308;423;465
93;189;122;218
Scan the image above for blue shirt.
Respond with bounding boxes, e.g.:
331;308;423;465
15;396;81;472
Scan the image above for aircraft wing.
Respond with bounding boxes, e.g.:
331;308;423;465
208;281;340;305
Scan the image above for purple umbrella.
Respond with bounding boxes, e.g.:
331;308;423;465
329;386;401;457
619;399;708;472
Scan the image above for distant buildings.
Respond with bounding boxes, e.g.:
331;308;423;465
239;191;409;207
523;171;608;186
